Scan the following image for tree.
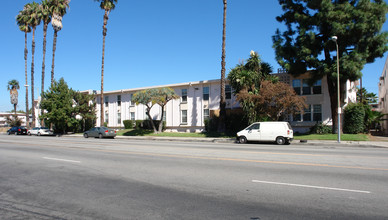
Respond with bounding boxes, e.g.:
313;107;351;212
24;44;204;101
218;0;227;133
273;0;388;133
5;115;22;127
24;2;42;128
227;51;273;123
40;78;77;134
48;0;70;85
72;92;97;132
16;6;32;129
153;88;179;133
236;80;307;121
357;87;378;105
94;0;118;127
7;80;20;118
132;87;179;133
38;0;52;124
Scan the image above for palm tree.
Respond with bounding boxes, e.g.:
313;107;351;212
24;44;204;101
38;0;52;124
16;7;32;129
218;0;227;133
95;0;118;126
25;2;42;128
48;0;70;85
7;80;20;118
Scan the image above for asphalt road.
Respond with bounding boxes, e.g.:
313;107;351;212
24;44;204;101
1;135;388;219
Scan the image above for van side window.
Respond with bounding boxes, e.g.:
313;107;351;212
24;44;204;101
247;124;260;130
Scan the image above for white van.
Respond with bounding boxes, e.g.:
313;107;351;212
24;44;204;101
237;122;293;145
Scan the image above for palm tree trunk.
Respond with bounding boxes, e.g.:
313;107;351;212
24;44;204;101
24;31;29;129
14;104;17;119
100;11;109;127
31;27;36;128
218;0;227;133
41;23;48;126
51;30;58;86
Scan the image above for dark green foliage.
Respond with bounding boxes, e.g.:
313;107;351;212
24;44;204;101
343;103;365;134
123;120;133;129
310;123;332;134
5;115;22;127
40;78;96;134
205;113;249;135
135;120;143;129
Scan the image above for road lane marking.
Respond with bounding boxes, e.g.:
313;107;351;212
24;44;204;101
252;180;371;194
43;157;81;163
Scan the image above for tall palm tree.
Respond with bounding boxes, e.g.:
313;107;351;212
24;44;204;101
48;0;70;85
16;7;32;129
218;0;227;133
7;80;20;118
95;0;118;126
25;2;42;128
38;0;52;124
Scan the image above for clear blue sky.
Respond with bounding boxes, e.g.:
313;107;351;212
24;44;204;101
1;0;387;112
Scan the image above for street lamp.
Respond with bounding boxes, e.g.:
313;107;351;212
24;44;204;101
331;36;341;143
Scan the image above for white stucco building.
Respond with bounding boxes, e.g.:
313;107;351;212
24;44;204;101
33;72;357;133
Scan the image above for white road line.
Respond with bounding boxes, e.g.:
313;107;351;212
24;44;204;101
252;180;370;194
43;157;81;163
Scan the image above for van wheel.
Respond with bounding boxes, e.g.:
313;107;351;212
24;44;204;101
239;136;247;144
276;137;285;145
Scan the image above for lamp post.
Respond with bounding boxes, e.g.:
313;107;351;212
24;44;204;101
331;36;341;143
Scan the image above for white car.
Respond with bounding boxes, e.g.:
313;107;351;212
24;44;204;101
28;127;54;136
237;122;293;145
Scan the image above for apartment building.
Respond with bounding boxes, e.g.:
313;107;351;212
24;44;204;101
33;72;357;133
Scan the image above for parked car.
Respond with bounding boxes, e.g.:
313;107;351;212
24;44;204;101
237;122;293;145
84;127;116;139
7;126;28;135
28;127;54;136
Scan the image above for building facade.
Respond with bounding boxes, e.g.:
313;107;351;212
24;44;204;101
33;72;357;133
378;57;388;135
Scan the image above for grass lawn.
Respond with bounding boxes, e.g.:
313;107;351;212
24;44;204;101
294;133;369;141
116;129;234;138
116;129;369;141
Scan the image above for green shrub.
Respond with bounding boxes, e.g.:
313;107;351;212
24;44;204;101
343;103;365;134
103;122;108;127
310;123;332;134
123;120;133;129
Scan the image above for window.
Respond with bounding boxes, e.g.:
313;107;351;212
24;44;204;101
303;81;311;95
203;87;209;100
181;110;187;124
104;96;109;107
313;105;322;121
181;89;187;102
225;85;232;99
130;112;135;121
117;112;121;124
105;113;109;124
292;80;301;95
303;105;311;122
313;80;322;94
204;109;210;121
117;95;121;106
130;94;134;106
247;123;260;130
293;113;301;122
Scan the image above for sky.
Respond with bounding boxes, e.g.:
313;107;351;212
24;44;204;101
1;0;387;112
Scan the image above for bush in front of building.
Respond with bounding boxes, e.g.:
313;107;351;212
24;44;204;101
123;120;134;129
134;120;166;131
343;103;365;134
205;113;249;135
310;122;332;134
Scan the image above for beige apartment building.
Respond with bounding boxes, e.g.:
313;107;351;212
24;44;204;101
378;57;388;135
